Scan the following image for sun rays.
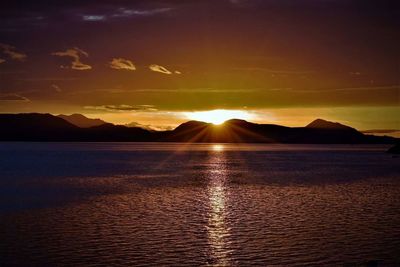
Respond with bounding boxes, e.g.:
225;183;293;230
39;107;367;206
184;109;253;125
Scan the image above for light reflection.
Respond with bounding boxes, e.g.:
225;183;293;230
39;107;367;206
212;144;224;152
206;148;231;266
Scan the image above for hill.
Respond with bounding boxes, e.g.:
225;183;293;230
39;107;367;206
0;113;397;144
58;114;107;128
163;119;389;144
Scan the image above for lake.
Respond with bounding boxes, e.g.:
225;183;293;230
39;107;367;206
1;143;400;266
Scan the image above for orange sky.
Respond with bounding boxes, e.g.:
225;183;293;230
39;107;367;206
0;0;399;132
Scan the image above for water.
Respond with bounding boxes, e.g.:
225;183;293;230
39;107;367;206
1;143;399;266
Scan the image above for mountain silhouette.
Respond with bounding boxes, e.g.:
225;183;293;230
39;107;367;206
164;119;376;143
57;114;106;128
0;113;79;141
0;113;397;144
306;119;356;131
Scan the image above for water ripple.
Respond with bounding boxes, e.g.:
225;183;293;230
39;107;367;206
1;143;400;266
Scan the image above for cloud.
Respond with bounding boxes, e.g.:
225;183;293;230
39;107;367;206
300;85;399;93
0;43;27;61
260;85;399;93
82;15;106;21
80;7;174;22
149;64;173;75
0;93;30;102
350;71;361;76
229;0;262;7
51;84;62;92
51;47;92;70
110;58;136;71
84;104;157;112
232;66;314;75
125;121;173;131
133;88;255;93
112;7;173;18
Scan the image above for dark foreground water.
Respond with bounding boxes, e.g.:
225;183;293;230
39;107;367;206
0;143;399;266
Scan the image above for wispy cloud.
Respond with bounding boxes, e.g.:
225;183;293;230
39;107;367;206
82;15;106;21
81;7;174;22
125;121;173;131
299;85;399;93
133;88;256;93
149;64;173;75
51;84;62;92
51;47;92;70
349;71;362;76
230;0;263;8
0;43;27;61
20;77;77;82
70;87;259;95
260;85;399;93
84;104;157;112
0;93;30;102
232;66;314;75
110;58;136;71
112;7;173;18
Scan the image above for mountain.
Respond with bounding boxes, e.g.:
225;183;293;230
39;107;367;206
84;123;152;141
0;113;80;141
58;114;106;128
0;113;151;141
164;119;372;144
0;113;397;144
306;119;356;131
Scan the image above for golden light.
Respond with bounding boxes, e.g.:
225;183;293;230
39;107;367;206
184;109;253;125
212;144;224;151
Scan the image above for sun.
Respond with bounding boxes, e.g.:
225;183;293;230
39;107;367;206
184;109;253;125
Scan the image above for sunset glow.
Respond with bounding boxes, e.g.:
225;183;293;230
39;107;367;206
0;1;398;132
1;1;400;266
184;110;253;125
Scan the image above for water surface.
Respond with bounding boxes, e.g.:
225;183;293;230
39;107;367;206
1;143;399;266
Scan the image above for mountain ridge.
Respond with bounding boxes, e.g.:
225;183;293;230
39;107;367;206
57;114;107;128
306;118;356;131
0;113;397;144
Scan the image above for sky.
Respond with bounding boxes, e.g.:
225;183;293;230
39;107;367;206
0;0;399;132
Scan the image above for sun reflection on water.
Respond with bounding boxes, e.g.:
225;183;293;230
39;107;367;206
212;144;224;152
206;147;231;266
